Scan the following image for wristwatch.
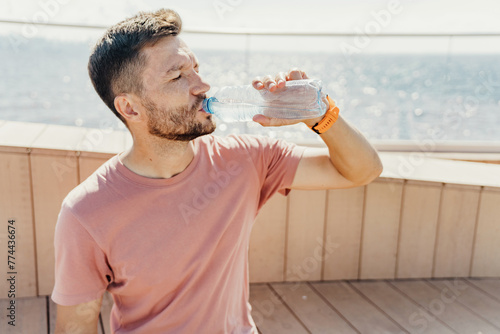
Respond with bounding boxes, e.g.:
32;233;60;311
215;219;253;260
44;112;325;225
309;95;340;134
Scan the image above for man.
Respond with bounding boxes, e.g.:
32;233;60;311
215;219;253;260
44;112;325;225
52;8;382;334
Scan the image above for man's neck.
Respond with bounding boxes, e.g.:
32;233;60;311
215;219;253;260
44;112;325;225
120;134;196;179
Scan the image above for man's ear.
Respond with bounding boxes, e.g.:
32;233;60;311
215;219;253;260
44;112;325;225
114;94;143;123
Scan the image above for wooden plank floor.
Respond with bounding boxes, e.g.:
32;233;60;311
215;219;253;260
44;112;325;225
1;279;499;333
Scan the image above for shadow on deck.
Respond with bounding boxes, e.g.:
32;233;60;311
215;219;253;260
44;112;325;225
2;278;500;333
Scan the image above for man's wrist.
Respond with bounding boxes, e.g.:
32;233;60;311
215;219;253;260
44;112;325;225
306;96;340;134
303;115;324;128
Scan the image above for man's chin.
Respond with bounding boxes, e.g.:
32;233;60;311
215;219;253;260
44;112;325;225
200;121;217;138
199;115;217;134
181;127;216;141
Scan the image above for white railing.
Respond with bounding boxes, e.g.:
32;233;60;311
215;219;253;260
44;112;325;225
1;19;499;36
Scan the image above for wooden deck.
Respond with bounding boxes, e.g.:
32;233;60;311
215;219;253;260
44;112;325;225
2;278;499;333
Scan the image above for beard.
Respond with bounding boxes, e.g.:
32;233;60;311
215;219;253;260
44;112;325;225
143;94;216;141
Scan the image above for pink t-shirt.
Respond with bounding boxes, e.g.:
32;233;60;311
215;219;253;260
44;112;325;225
51;134;305;333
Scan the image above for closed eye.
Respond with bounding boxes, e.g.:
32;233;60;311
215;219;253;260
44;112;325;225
172;74;182;81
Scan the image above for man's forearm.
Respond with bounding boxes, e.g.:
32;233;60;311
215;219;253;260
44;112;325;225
318;115;383;185
250;68;383;186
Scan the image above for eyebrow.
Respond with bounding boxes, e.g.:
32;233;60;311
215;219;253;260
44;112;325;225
164;59;200;78
164;64;184;77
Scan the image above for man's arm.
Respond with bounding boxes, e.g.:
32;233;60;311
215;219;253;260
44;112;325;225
54;296;103;334
291;115;382;189
252;69;383;190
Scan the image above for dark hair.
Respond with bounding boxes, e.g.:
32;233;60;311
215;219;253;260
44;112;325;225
88;9;182;125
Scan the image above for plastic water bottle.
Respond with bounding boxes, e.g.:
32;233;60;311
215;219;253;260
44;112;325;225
202;79;329;122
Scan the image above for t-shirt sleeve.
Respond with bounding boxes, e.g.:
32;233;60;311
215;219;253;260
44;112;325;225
235;135;306;209
51;203;113;306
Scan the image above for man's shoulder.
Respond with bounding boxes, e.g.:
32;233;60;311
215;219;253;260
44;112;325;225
61;155;119;215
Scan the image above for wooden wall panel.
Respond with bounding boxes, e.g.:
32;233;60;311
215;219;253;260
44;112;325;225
433;184;481;278
397;181;442;278
285;190;327;282
471;187;500;277
0;296;47;333
323;186;365;280
31;152;79;295
360;179;404;279
0;152;37;297
249;195;288;283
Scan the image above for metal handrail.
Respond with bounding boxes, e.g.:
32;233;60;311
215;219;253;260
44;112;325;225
1;19;500;37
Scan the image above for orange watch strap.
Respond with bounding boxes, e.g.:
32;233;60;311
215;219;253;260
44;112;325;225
309;95;340;134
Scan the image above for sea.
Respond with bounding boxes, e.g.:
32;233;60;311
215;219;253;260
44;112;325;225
1;35;499;144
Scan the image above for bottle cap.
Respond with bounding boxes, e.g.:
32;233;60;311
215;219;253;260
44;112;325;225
202;97;216;114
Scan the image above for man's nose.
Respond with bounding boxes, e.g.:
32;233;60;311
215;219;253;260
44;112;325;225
191;72;210;96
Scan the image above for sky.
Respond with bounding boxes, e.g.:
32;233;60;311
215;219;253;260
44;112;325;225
1;0;499;53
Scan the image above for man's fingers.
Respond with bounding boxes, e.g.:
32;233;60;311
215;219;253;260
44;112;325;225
252;76;264;90
261;75;278;91
253;75;280;92
287;68;308;80
275;72;287;88
253;69;308;91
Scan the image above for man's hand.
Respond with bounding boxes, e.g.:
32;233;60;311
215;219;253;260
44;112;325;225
251;68;323;127
252;68;382;189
